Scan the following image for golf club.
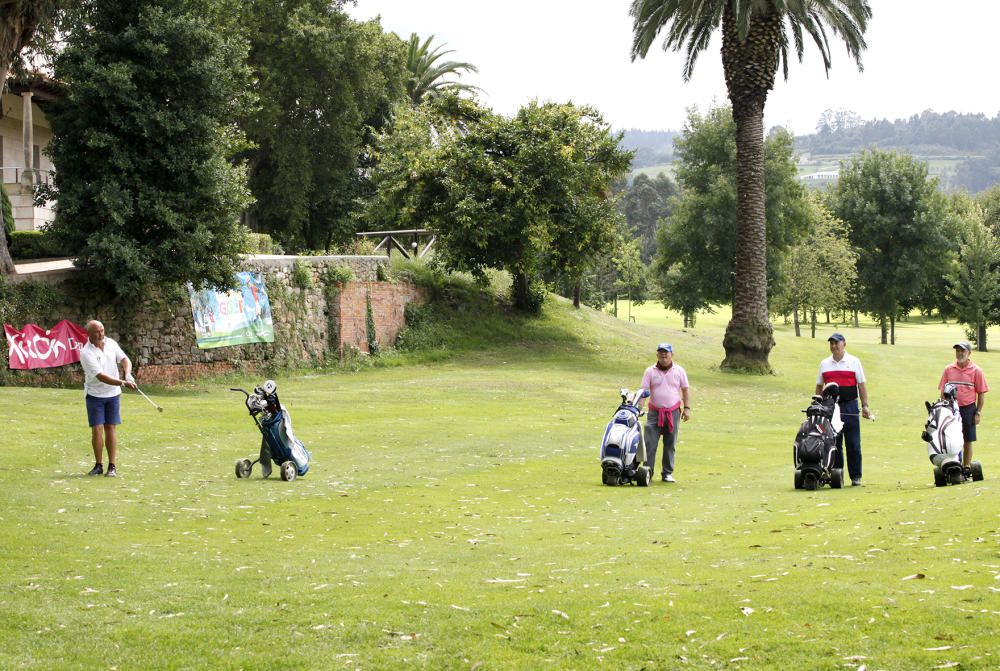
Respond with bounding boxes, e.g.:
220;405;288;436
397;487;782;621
134;385;164;412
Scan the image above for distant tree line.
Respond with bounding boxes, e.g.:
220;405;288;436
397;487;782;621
799;110;1000;194
611;105;1000;351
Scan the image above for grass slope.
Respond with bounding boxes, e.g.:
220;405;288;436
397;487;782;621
2;296;998;670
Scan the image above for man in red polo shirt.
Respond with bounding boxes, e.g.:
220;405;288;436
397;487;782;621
638;343;691;483
939;341;989;469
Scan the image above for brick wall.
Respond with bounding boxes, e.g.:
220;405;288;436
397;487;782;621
335;282;425;355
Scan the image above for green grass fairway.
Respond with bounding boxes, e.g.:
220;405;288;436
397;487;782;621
4;298;999;670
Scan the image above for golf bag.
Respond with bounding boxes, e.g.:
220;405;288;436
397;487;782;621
231;380;311;481
600;388;651;486
793;382;844;490
921;384;983;486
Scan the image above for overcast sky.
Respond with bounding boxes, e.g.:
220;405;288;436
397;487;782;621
346;1;1000;136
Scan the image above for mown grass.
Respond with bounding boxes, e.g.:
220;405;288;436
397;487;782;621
2;289;999;670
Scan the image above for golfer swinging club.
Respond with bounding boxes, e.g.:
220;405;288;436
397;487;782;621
79;320;137;477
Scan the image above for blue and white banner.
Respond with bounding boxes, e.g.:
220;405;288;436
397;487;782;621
188;272;274;349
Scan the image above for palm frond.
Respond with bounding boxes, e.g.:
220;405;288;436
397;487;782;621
631;0;870;81
405;32;480;105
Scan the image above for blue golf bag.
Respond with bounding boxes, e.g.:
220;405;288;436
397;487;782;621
600;388;651;486
232;380;310;481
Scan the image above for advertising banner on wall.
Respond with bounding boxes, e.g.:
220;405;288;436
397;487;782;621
188;271;274;349
5;319;89;370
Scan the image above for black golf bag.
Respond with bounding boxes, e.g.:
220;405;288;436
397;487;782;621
793;383;843;490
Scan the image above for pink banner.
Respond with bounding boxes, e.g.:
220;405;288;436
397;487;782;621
5;320;89;370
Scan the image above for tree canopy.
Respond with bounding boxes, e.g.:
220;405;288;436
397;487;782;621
366;96;631;312
239;0;407;251
46;0;252;296
828;149;953;343
651;106;811;321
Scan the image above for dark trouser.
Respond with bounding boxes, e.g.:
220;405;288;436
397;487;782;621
644;409;680;477
835;399;862;480
958;403;978;442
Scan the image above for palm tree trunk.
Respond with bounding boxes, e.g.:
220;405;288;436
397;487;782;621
719;8;779;372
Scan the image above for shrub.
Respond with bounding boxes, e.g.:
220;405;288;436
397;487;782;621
0;276;64;327
291;260;313;289
248;232;284;254
321;264;353;286
8;230;74;260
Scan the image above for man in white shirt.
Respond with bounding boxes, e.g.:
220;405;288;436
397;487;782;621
79;320;136;477
816;333;872;486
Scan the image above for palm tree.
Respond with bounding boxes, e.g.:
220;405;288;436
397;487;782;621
0;0;59;274
405;33;479;106
630;0;870;371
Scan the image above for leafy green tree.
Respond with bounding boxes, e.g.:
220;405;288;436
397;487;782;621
977;184;1000;236
367;97;631;312
945;199;1000;351
619;172;677;262
630;0;871;372
240;1;406;251
828;149;952;344
651;106;811;323
612;234;648;308
404;33;479;105
46;0;252;297
776;196;858;338
656;261;711;328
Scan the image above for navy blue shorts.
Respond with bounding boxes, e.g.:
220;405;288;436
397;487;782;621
86;394;122;427
958;403;978;442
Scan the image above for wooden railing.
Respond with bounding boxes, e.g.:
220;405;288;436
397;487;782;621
356;229;436;259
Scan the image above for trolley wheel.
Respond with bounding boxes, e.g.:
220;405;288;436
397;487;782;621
235;459;252;479
933;466;947;487
636;465;651;487
830;468;843;489
794;469;804;490
970;461;984;482
803;471;819;491
947;466;964;485
280;460;297;482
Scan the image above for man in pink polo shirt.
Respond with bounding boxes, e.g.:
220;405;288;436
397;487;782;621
939;341;989;469
638;343;691;483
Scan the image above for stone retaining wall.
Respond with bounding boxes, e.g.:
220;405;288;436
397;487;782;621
2;255;424;386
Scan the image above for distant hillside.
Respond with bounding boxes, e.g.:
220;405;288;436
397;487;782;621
795;110;1000;193
619;129;679;169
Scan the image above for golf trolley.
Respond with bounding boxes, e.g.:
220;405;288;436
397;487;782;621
599;388;652;487
921;384;984;487
231;380;310;481
793;382;844;490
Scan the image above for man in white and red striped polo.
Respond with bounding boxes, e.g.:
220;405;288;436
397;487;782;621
816;333;872;486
